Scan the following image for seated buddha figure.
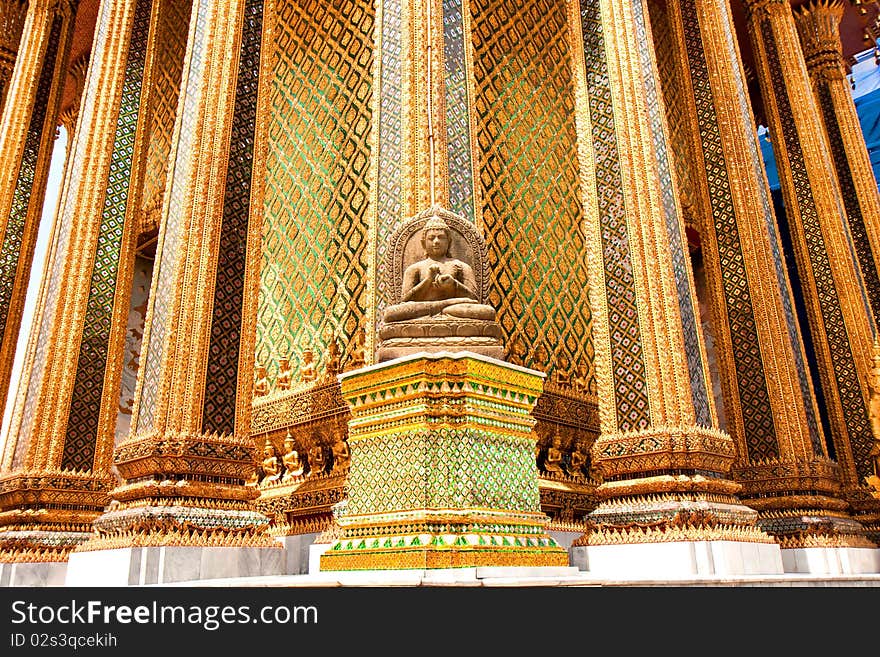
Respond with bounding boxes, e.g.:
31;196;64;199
383;215;496;323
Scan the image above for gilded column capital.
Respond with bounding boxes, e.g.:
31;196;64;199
741;0;791;22
794;0;846;80
57;52;88;134
33;0;80;20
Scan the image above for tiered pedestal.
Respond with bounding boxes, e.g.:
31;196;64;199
319;352;570;571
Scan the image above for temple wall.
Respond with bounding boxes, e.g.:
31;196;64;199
471;0;594;388
257;0;375;384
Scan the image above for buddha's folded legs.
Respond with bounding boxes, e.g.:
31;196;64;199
384;297;483;322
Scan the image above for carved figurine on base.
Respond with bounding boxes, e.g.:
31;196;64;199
254;361;270;397
300;348;317;385
260;438;282;484
276;354;292;391
331;438;351;472
568;440;588;479
309;443;327;475
347;327;367;370
325;337;342;379
553;356;571;388
543;435;565;476
573;362;589;395
281;431;304;482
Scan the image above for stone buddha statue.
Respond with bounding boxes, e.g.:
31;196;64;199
377;207;503;361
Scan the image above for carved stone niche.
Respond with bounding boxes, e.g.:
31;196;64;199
377;206;504;361
250;381;350;536
532;382;602;527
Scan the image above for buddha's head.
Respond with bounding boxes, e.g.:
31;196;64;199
421;215;451;258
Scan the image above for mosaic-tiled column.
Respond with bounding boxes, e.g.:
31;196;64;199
0;0;77;430
796;1;880;330
643;0;865;550
567;0;778;560
79;0;280;557
0;100;80;475
0;0;28;113
743;0;880;543
0;0;173;564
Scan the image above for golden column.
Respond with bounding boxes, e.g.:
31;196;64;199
743;0;880;543
0;0;173;566
0;0;77;429
0;0;28;112
796;0;880;329
69;0;281;582
0;53;85;475
568;0;779;574
368;0;481;345
645;0;864;550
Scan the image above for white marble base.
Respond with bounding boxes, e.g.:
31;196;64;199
64;545;284;586
781;546;880;574
302;565;582;586
548;530;589;571
572;540;785;578
276;533;320;574
0;561;68;587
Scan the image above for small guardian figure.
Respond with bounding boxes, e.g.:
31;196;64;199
309;443;327;475
325;337;342;379
276;354;292;391
331;438;351;472
300;348;317;384
254;361;270;397
281;431;304;482
347;327;367;370
543;435;565;476
260;438;282;484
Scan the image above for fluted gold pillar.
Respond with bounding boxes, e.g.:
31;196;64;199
743;0;880;541
796;0;880;331
368;0;481;348
81;0;278;552
0;0;28;113
644;0;865;548
0;0;77;431
0;0;182;563
568;0;774;547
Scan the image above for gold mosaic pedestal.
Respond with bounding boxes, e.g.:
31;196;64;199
319;352;569;571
